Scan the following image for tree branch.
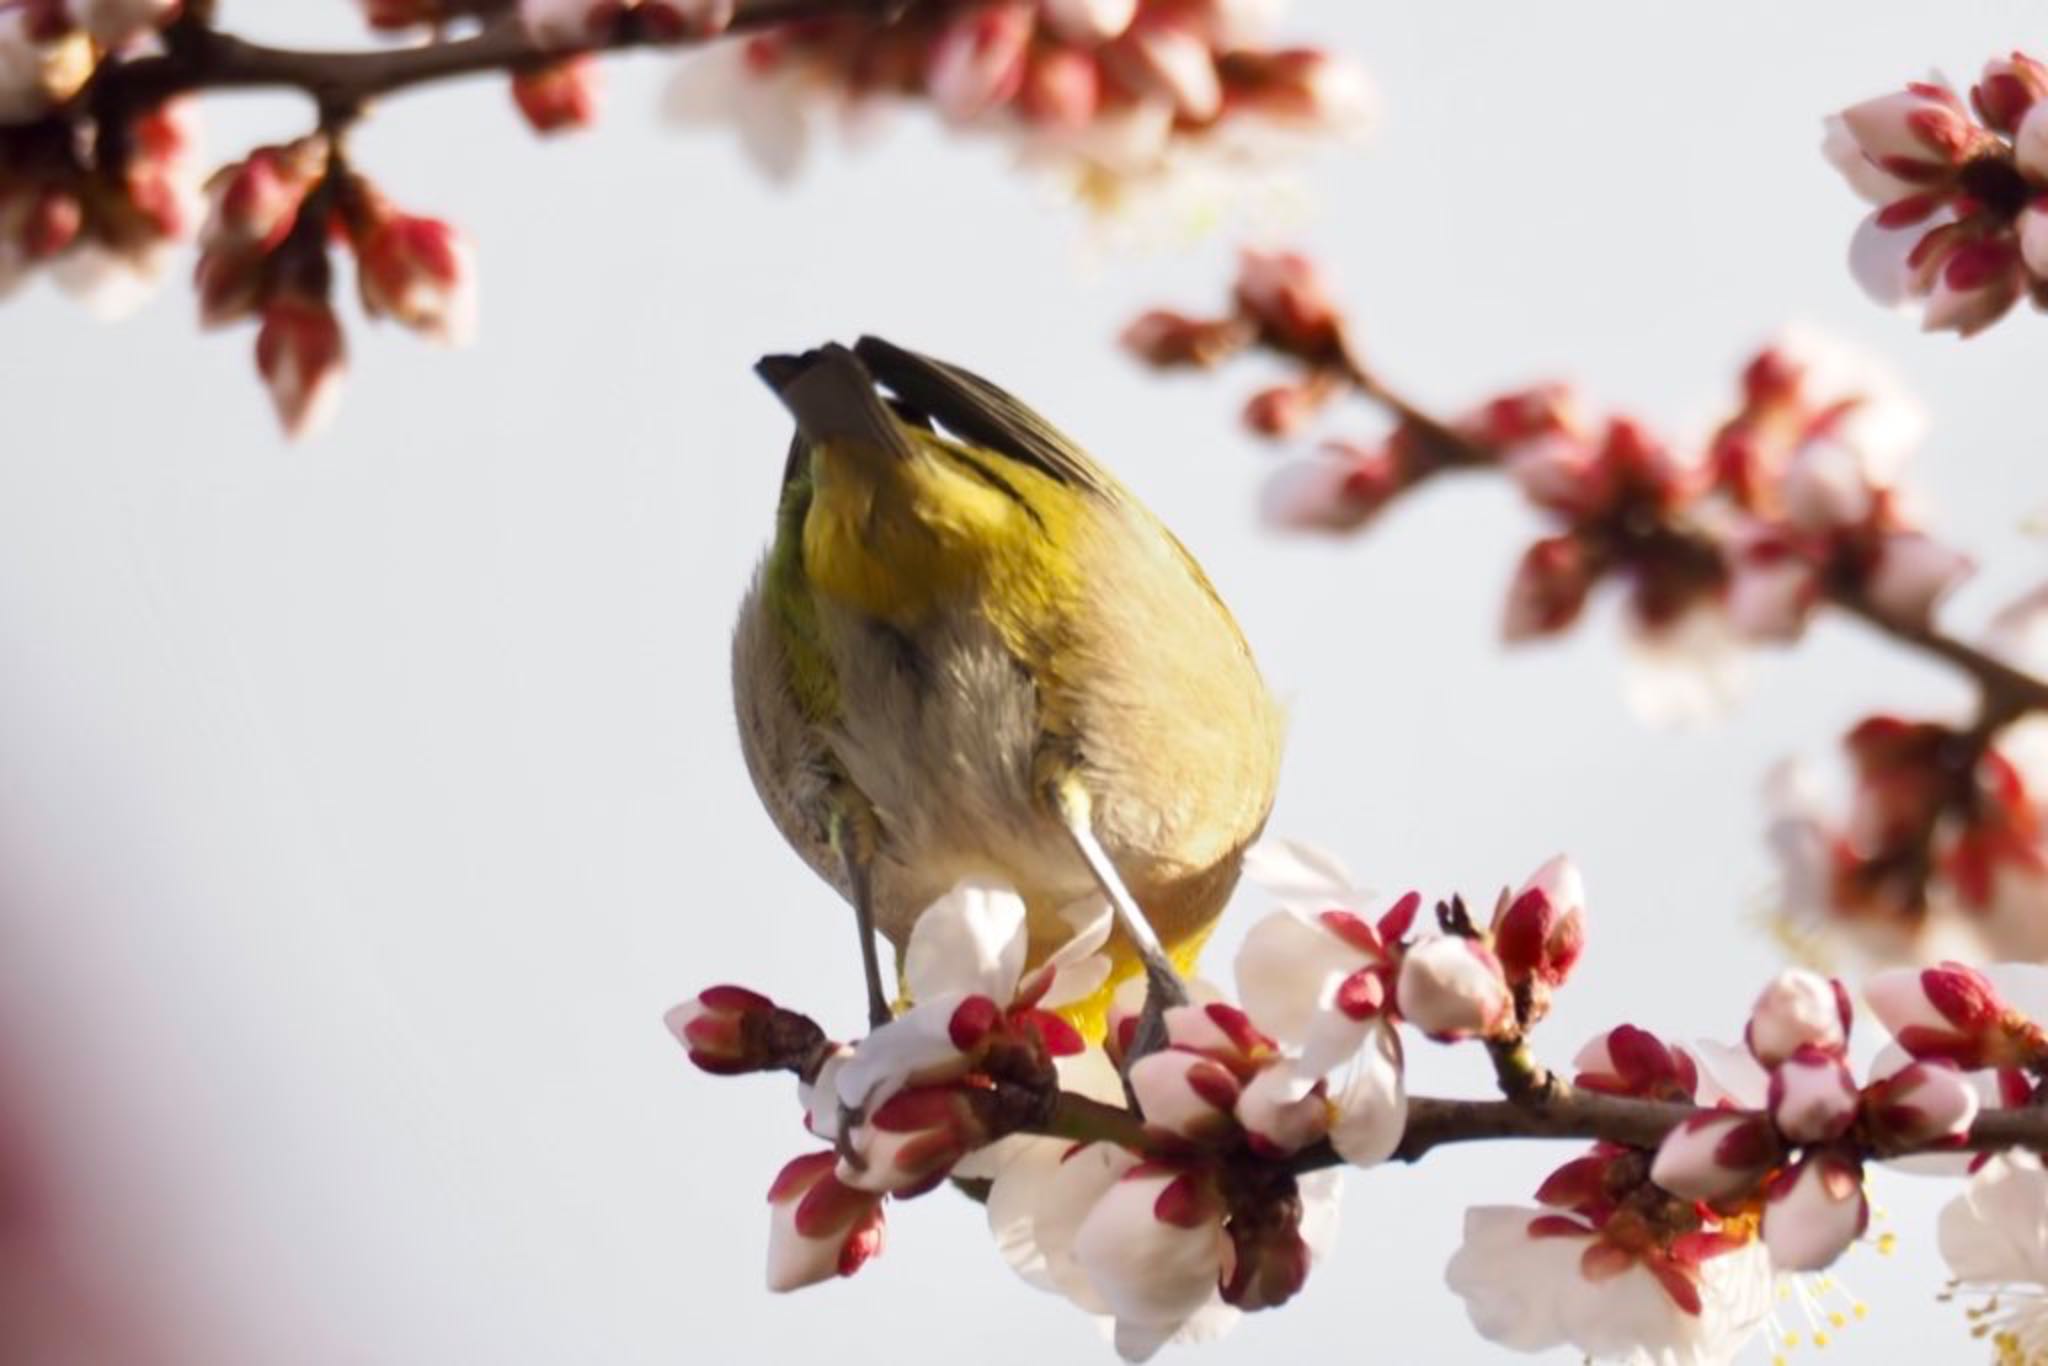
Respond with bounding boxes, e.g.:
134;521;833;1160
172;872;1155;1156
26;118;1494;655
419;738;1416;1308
96;0;914;112
1027;1082;2048;1174
1327;347;2048;725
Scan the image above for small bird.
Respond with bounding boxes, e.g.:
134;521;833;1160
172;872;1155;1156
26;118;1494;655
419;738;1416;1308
733;337;1282;1033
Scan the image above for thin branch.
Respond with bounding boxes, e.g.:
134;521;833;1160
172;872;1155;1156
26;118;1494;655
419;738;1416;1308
1329;350;2048;723
95;0;914;112
1026;1083;2048;1174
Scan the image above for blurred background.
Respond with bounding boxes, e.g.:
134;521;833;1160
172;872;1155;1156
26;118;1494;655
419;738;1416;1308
6;3;2048;1361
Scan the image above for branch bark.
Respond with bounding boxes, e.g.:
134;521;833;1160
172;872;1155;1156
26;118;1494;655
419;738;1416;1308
1327;349;2048;725
1031;1082;2048;1173
95;0;913;113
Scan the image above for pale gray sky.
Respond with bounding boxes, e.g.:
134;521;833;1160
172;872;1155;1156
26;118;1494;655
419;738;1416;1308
5;3;2048;1362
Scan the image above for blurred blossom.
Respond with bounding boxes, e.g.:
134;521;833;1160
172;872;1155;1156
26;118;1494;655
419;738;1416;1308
0;96;201;316
1444;1204;1771;1362
1938;1158;2048;1359
512;57;603;134
663;1;1372;222
1764;678;2048;968
1823;58;2048;337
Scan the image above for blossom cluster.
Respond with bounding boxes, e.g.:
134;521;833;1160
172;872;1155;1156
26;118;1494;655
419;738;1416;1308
663;0;1371;212
1769;699;2048;970
0;0;195;315
4;3;1373;436
1443;962;2048;1363
1825;53;2048;337
1127;249;2048;966
670;846;2048;1364
1132;252;1979;715
666;851;1587;1360
194;138;474;436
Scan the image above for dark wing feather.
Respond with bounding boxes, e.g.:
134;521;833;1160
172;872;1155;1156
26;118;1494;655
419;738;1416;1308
756;344;919;466
853;335;1114;499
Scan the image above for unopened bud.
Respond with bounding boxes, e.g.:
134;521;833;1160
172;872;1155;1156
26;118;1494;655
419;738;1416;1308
1746;968;1851;1067
1396;936;1514;1042
1767;1045;1860;1144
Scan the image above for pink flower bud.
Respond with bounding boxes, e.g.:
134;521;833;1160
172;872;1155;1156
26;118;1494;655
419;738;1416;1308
1863;532;1972;625
765;1151;886;1292
1039;0;1136;44
1650;1110;1782;1202
925;2;1034;122
1921;236;2023;337
1836;85;1985;183
1726;537;1818;643
1108;18;1222;120
1162;1001;1275;1067
1866;962;2016;1068
255;291;347;439
1072;1167;1228;1341
195;244;265;327
1502;534;1598;641
1224;49;1374;133
1761;1152;1868;1272
1745;968;1851;1067
1490;855;1586;990
1019;44;1100;127
520;0;616;49
202;146;320;255
1243;381;1323;438
353;211;477;346
1572;1024;1698;1101
1234;1061;1329;1156
1972;52;2048;133
1768;1045;1860;1144
2017;199;2048;286
1396;936;1514;1042
1119;308;1243;368
1234;248;1342;355
17;187;80;260
1128;1048;1242;1141
1778;440;1873;529
1259;447;1400;534
1862;1059;1980;1149
664;984;779;1074
2019;102;2048;185
837;1084;990;1194
513;56;602;134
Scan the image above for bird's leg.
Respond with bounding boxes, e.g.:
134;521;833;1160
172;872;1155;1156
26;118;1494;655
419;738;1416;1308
826;797;895;1032
1046;775;1190;1070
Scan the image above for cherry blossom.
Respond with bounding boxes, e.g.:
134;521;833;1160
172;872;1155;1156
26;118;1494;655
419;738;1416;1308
1444;1204;1772;1364
663;2;1371;218
1824;56;2048;337
834;876;1107;1121
764;1150;887;1292
1938;1157;2048;1360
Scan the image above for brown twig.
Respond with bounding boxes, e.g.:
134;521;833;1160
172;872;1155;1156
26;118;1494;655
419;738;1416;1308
92;0;917;113
1326;349;2048;727
1025;1083;2048;1173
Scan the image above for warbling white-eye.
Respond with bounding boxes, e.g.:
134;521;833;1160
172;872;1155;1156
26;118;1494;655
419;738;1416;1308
734;337;1282;1040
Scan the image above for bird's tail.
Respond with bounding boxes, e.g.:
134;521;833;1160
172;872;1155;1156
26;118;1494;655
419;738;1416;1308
755;344;916;464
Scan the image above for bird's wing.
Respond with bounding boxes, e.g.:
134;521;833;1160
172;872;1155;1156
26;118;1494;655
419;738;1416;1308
852;335;1117;500
757;343;920;466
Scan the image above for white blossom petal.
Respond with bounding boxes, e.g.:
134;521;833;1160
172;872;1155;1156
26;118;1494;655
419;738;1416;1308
1233;909;1373;1048
1328;1020;1405;1168
901;878;1031;1004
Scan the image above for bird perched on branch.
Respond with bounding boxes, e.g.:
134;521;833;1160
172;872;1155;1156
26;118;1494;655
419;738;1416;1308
734;336;1282;1036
